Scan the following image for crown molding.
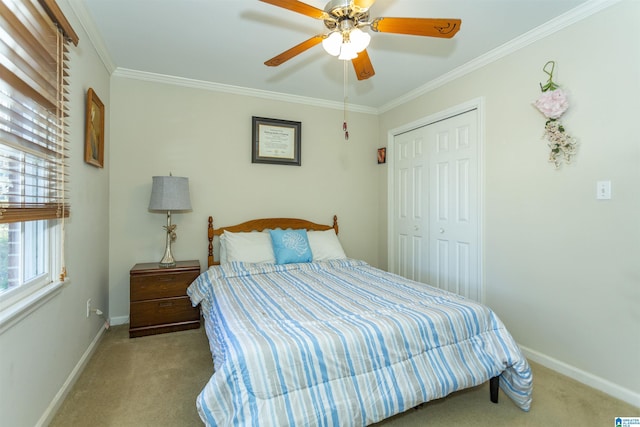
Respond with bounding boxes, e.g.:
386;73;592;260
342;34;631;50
66;0;116;74
378;0;622;113
70;0;619;115
68;0;375;114
112;68;379;115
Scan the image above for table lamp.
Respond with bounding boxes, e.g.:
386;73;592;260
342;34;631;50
148;175;192;267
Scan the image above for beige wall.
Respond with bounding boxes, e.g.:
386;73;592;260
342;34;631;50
108;78;380;322
0;0;111;425
379;0;639;403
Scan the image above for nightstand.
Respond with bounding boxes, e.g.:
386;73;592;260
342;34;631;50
129;260;201;338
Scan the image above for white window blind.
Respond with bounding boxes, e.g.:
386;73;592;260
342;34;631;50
0;0;78;285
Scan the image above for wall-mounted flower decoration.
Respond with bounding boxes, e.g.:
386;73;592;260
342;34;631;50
533;61;577;168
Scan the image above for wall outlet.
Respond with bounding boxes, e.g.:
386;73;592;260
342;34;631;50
86;298;91;318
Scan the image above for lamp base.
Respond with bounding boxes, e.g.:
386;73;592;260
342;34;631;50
158;260;176;268
159;244;176;268
159;211;177;268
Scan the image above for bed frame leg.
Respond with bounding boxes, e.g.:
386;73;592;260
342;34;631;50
490;376;499;403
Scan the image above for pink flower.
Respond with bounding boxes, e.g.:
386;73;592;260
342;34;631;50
533;88;569;119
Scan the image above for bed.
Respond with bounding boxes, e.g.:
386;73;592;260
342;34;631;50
187;216;532;426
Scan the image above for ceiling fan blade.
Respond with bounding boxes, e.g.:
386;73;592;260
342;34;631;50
352;49;375;81
264;35;325;66
370;17;461;38
351;0;376;11
259;0;329;20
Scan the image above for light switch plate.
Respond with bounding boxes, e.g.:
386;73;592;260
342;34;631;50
596;180;611;200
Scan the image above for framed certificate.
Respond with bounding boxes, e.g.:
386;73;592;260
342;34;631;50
252;116;301;166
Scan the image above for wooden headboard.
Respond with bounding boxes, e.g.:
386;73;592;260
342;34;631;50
207;216;339;267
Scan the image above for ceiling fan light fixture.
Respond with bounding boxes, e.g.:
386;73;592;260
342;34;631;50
323;28;370;60
349;28;370;53
338;42;358;60
322;31;342;56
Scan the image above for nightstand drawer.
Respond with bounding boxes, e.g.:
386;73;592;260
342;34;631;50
130;296;199;328
130;271;198;302
129;260;201;338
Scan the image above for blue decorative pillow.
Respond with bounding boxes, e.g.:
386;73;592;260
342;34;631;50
269;229;313;265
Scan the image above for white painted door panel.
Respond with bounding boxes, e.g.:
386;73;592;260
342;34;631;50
428;110;479;300
393;130;428;282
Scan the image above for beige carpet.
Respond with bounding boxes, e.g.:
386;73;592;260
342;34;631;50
50;325;638;426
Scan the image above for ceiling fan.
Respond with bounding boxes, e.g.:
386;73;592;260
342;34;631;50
260;0;461;81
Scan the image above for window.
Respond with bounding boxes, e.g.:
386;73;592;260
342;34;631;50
0;0;78;308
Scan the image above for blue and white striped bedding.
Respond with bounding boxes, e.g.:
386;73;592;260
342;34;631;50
188;259;532;426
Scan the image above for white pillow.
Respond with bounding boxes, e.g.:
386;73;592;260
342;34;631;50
219;234;228;264
223;230;275;264
307;229;347;261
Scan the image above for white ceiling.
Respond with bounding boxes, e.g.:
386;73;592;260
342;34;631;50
77;0;590;110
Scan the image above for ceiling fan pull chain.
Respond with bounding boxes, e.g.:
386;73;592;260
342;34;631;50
343;59;349;140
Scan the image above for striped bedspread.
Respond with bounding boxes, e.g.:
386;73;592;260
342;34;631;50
187;259;532;426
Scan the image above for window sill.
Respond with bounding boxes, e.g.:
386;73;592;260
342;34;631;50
0;279;71;335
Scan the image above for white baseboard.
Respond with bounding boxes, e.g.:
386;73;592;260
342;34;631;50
109;315;129;326
520;345;640;408
36;324;107;427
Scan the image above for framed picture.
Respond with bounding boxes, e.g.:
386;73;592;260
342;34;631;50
84;88;104;168
377;147;386;164
252;116;301;166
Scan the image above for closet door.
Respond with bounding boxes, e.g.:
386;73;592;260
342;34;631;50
392;128;428;282
426;110;479;300
392;109;480;301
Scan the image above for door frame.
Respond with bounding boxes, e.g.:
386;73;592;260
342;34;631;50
386;97;486;302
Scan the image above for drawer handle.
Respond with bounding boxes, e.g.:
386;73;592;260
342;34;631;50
158;301;175;308
158;277;176;282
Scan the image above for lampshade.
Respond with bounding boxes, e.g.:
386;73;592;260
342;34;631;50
148;176;192;212
350;28;370;53
322;28;371;60
338;44;358;60
322;32;342;56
